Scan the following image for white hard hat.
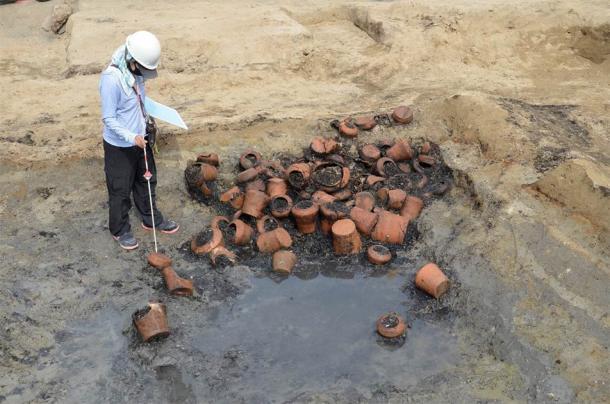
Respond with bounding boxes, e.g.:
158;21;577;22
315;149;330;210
125;31;161;70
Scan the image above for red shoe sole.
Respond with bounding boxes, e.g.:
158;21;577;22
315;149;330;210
141;223;180;234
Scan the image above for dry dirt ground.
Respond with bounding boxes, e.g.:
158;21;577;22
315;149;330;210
0;0;609;403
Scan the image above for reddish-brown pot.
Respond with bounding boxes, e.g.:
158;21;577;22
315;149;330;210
147;252;172;270
331;188;352;202
365;175;385;188
398;162;411;174
191;227;224;255
376;312;406;338
200;182;214;198
241;189;269;218
320;218;333;235
256;215;278;234
350;206;379;236
161;267;194;296
360;144;381;162
310;137;339;155
266;177;288;198
256;228;293;253
376;157;399;177
312;190;336;205
199;163;218;182
312;162;350;193
387;189;407;210
418;154;436;168
371;210;409;245
400;196;424;220
339;119;358;137
320;202;350;221
211;215;230;230
376;187;389;205
236;166;261;184
420;141;431;154
229;219;254;245
386;139;413;162
354;116;377;130
355;191;376;212
391;105;414;124
210;246;237;267
133;303;170;342
286;163;311;189
332;219;362;255
196;153;220;167
415;263;449;299
240;149;262;170
220;187;244;209
291;200;319;234
272;250;297;274
268;194;292;219
367;245;392;265
245;178;266;193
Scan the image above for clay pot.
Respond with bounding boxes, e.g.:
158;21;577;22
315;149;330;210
132;303;170;342
331;188;352;201
371;210;409;245
286;163;311;189
291;200;319;234
398;162;411;174
196;153;219;166
367;245;392;265
312;190;336;205
220;187;245;209
376;312;406;338
199;163;218;182
320;201;350;221
418;154;436;168
415;173;429;189
266;177;288;198
310;137;339;155
312;162;350;193
400;196;424;220
199;182;214;198
256;215;279;234
359;144;381;162
256;228;293;253
161;267;194;296
147;252;172;270
376;187;389;205
420;141;431;155
391;105;414;124
326;154;346;166
365;175;385;188
378;138;395;149
376;157;399;177
338;118;358;137
260;160;285;178
211;216;231;235
245;178;266;193
354;115;377;130
320;218;333;235
210;246;237;267
270;194;293;219
386;139;413;162
415;263;449;299
272;250;297;274
239;149;262;170
387;189;407;209
331;219;362;255
236;166;261;184
228;219;254;245
355;191;376;212
350;206;379;236
191;227;224;255
241;189;269;218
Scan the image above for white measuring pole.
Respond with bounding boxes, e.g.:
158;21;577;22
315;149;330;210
142;146;158;253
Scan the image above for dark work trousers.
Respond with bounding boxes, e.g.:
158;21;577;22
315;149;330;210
103;140;164;237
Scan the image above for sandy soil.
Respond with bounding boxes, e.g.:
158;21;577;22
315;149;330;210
0;0;609;403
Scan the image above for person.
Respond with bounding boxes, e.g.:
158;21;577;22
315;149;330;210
99;31;179;250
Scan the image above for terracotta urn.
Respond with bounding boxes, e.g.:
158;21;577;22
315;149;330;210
270;194;293;218
241;189;269;218
354;115;377;130
332;219;362;255
196;153;219;166
133;303;170;342
191;227;224;255
367;245;392;265
266;177;288;198
220;186;245;209
376;312;406;338
359;144;381;162
386;139;413;162
161;267;194;296
147;252;172;270
354;191;376;212
350;206;379;236
256;228;293;253
210;246;237;267
338;118;358;137
239;149;262;170
391;105;414;124
400;196;424;220
415;263;449;299
371;210;409;245
286;163;311;189
229;219;254;245
291;200;319;234
272;250;297;274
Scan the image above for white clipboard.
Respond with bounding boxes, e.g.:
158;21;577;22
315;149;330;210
144;97;188;130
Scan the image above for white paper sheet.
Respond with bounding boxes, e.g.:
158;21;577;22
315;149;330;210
144;97;188;130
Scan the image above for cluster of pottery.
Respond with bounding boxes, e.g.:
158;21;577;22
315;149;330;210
184;152;220;200
331;105;414;138
131;252;194;341
376;262;450;339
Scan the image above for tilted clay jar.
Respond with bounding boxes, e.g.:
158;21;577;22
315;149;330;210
359;144;381;162
266;177;288;198
386;139;413;162
367;245;392;265
161;267;194;296
245;178;266;193
332;219;362;255
350;206;379;236
196;153;219;166
229;219;254;245
256;215;279;234
387;189;407;210
375;157;399;177
417;154;436;168
312;162;350;193
236;166;262;184
291;200;319;234
191;227;224;255
239;149;262;170
354;191;376;212
199;163;218;182
272;250;297;274
210;246;237;267
241;189;269;218
331;188;352;202
269;194;293;219
133;303;170;342
220;186;244;209
371;210;409;245
310;137;339;155
365;175;385;188
376;312;406;338
312;190;336;205
400;196;424;220
338;118;358;137
147;252;172;270
420;141;431;155
391;105;414;124
354;115;377;130
256;228;293;253
415;263;449;299
211;215;230;231
286;163;311;189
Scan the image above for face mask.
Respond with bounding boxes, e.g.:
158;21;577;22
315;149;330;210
131;62;158;80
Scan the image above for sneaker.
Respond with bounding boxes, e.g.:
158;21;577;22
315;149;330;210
113;232;139;250
142;219;180;234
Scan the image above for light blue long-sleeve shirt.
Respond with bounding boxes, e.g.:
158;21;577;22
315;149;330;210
99;67;146;148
